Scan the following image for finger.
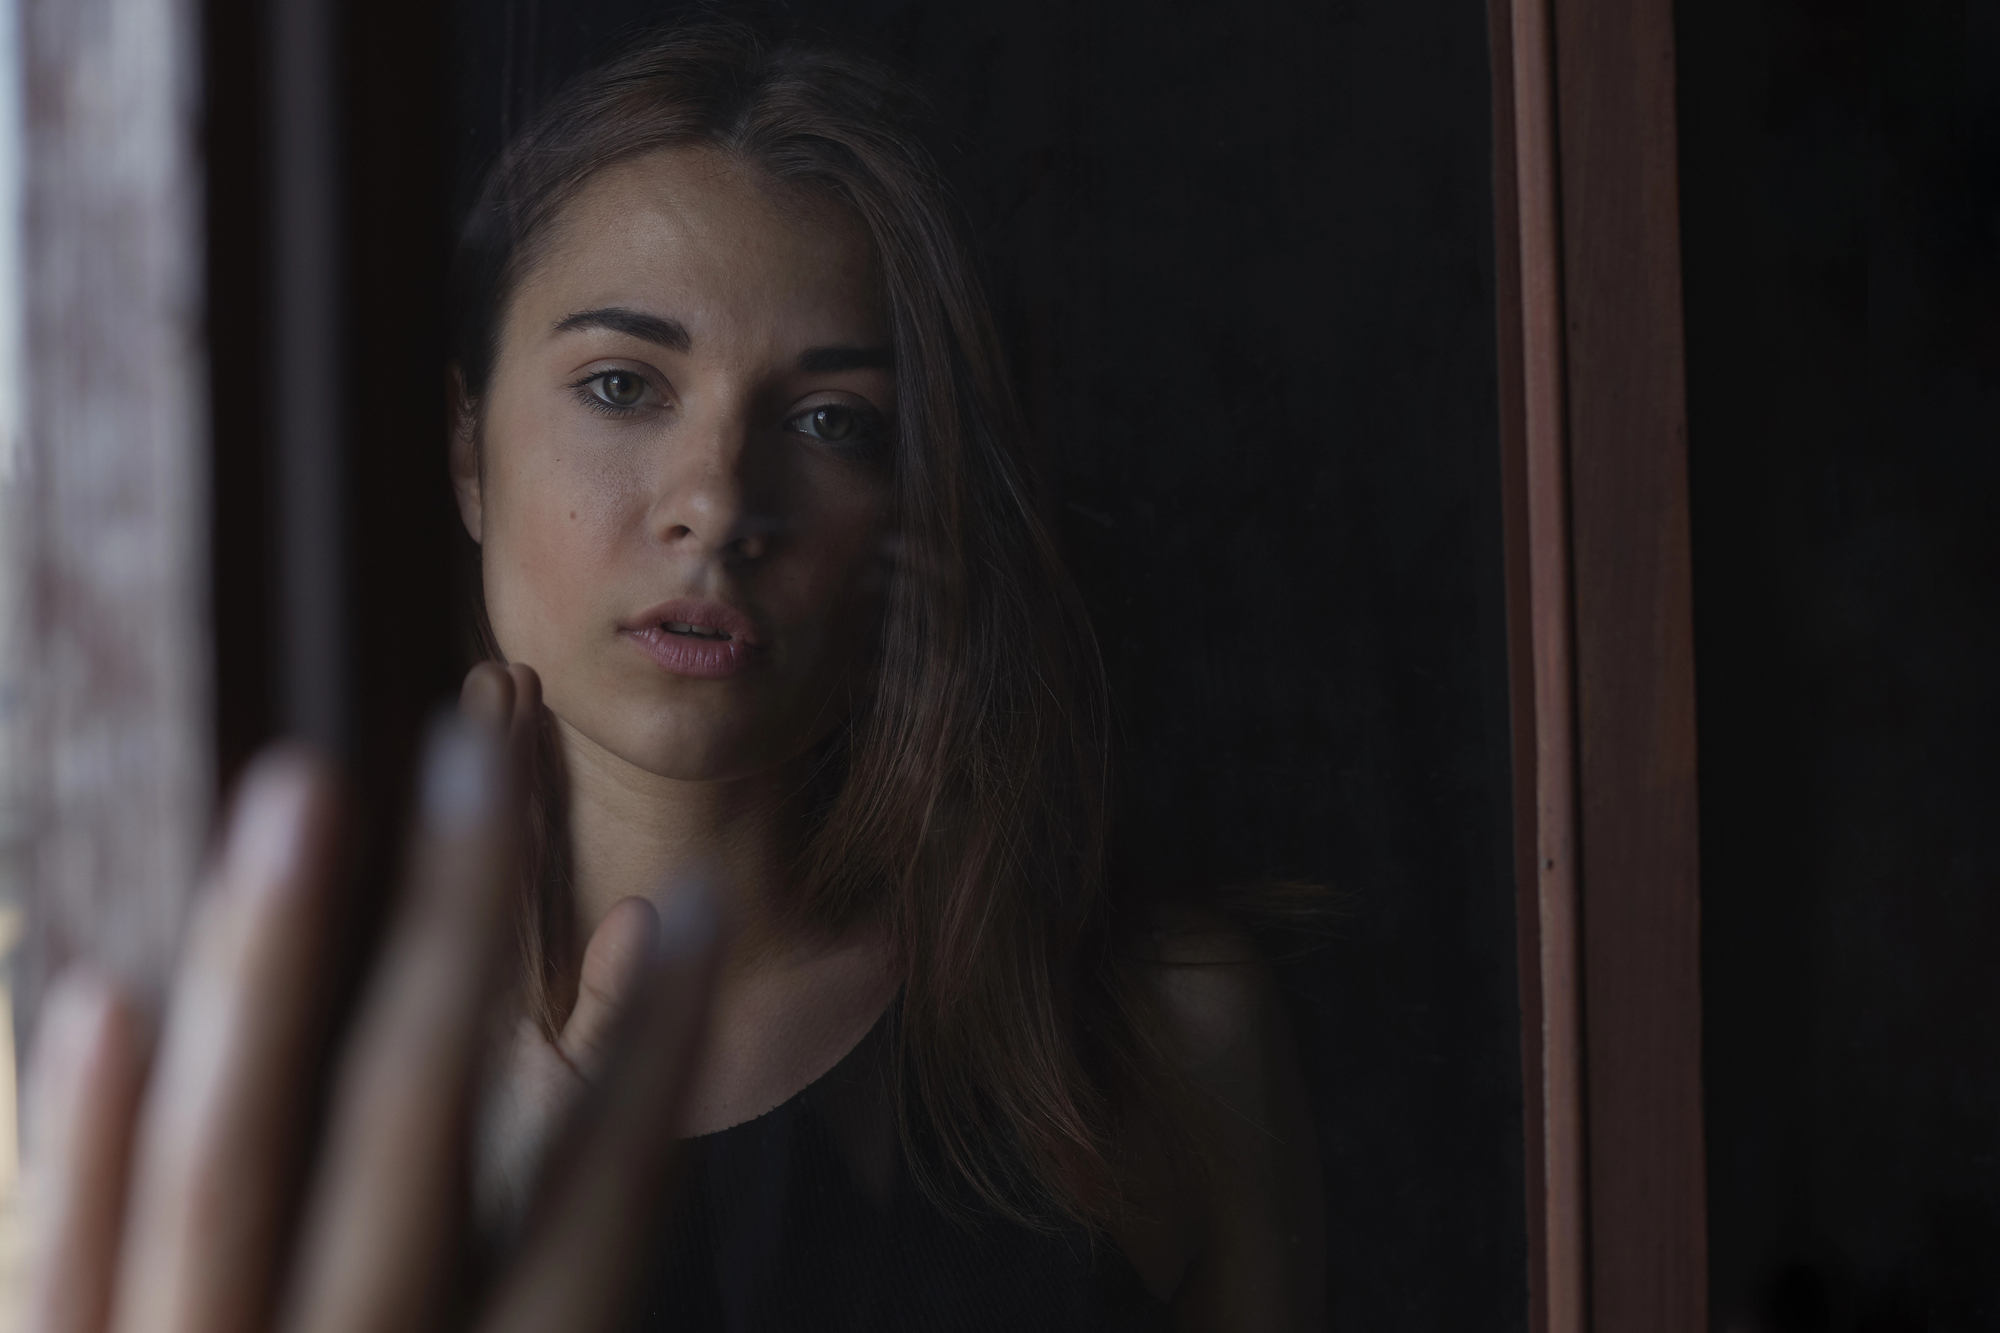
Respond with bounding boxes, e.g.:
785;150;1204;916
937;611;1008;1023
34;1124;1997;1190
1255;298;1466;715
471;1016;580;1244
461;661;540;734
501;663;541;747
108;751;340;1333
280;713;521;1333
458;661;517;733
557;897;659;1080
461;661;542;778
480;884;720;1333
24;973;149;1333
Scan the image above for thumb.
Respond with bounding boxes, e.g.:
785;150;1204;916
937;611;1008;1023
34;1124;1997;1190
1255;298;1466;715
558;897;660;1079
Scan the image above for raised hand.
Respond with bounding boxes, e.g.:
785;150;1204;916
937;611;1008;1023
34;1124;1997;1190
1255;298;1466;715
22;684;718;1333
476;898;661;1243
458;663;666;1244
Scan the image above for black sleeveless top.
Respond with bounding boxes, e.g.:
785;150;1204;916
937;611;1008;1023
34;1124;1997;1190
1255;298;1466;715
626;1009;1171;1331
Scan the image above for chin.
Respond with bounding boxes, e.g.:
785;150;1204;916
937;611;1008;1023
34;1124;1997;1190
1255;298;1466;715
570;698;825;785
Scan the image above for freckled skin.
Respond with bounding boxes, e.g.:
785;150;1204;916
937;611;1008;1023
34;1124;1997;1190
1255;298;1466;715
455;149;897;785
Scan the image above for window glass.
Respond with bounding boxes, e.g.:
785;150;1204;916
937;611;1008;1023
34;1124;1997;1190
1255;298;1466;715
451;4;1527;1327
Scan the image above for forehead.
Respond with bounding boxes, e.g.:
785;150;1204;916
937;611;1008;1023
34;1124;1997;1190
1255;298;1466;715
514;146;884;343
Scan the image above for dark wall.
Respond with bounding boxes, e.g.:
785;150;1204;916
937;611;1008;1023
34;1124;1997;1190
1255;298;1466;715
1679;0;2000;1328
453;1;1526;1325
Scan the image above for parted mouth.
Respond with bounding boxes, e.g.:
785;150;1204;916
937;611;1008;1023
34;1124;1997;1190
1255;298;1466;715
619;598;763;648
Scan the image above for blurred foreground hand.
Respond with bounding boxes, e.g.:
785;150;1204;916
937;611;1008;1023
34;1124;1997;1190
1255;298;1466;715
21;663;718;1333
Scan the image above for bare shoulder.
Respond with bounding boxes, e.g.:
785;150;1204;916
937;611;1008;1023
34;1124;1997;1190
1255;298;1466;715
1126;904;1328;1331
1131;905;1289;1076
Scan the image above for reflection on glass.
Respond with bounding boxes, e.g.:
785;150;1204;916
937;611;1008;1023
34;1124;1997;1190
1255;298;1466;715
453;23;1324;1329
12;2;1539;1327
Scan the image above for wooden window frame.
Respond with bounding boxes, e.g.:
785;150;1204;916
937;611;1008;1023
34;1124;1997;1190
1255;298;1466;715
1490;0;1709;1329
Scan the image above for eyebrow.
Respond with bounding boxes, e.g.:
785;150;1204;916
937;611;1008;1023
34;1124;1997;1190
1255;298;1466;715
552;307;891;374
552;306;691;353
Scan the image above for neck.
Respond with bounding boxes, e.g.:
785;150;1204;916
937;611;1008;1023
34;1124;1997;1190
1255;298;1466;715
554;717;900;1133
557;718;809;963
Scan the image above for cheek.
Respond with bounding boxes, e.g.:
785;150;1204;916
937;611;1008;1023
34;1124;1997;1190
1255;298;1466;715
777;475;895;636
481;428;638;661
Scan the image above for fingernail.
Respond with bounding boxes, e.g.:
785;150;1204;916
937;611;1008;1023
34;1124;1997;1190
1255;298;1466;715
224;752;318;898
654;877;720;962
28;970;123;1126
421;711;502;829
459;662;510;727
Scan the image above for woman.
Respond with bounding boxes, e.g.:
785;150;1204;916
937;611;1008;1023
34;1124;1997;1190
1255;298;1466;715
26;21;1324;1333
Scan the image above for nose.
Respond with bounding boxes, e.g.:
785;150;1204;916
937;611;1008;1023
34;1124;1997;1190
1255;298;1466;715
644;406;774;564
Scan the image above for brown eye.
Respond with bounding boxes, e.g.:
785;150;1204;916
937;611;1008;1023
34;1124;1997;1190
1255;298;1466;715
788;403;885;450
595;370;645;407
805;406;856;440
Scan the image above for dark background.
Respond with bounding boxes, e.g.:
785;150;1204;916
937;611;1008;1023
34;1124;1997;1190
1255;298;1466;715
1679;0;2000;1329
194;0;2000;1325
450;0;1528;1326
194;0;2000;1323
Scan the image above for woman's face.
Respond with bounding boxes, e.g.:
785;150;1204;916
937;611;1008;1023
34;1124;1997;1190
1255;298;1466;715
456;147;897;782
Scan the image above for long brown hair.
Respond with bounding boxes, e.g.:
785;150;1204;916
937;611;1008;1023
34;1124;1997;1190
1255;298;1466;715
454;21;1155;1228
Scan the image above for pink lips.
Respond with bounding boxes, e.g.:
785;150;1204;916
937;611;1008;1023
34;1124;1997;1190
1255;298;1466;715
618;598;763;679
